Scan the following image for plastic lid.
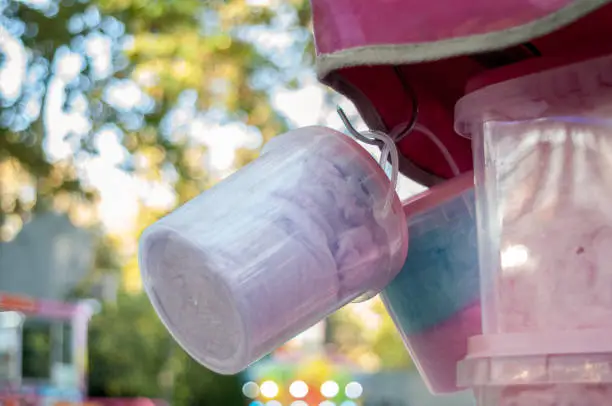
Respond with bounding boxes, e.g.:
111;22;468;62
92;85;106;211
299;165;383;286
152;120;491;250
455;53;612;138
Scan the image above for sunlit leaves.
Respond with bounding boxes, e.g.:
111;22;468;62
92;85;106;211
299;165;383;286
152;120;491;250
327;299;414;372
2;0;308;235
96;0;202;33
16;0;89;56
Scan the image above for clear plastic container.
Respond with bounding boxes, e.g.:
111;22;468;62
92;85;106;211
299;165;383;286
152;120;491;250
455;54;612;404
139;126;408;375
382;171;481;394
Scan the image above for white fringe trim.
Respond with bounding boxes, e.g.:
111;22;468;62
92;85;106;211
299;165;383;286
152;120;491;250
316;0;610;79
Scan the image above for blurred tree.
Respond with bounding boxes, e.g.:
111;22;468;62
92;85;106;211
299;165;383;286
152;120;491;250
87;293;170;398
87;292;245;406
1;0;311;403
0;0;312;235
370;298;414;370
327;298;413;372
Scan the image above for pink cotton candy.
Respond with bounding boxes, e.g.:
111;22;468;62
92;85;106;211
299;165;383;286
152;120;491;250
403;303;482;394
497;208;612;333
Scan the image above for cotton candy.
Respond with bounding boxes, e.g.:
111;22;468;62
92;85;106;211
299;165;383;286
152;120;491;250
139;126;407;374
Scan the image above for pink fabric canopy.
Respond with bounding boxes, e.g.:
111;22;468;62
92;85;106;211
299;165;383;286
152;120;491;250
311;0;612;185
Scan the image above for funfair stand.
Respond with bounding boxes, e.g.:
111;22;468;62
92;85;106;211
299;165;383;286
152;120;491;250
0;292;91;406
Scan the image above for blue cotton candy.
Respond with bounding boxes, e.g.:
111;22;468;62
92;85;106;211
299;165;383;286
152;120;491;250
383;190;480;335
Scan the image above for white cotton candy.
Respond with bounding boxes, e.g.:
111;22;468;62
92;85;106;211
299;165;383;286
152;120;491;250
139;126;407;375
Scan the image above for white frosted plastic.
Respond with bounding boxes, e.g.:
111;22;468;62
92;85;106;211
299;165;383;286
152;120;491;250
139;126;407;375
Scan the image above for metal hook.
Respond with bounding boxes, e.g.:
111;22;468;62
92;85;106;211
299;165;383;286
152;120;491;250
337;107;382;147
338;67;418;145
391;66;419;143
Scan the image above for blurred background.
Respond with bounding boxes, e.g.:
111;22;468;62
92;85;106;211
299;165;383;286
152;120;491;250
0;0;475;405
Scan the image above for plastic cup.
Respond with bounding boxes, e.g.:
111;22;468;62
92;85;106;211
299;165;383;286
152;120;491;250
455;54;612;403
139;126;407;374
382;171;481;394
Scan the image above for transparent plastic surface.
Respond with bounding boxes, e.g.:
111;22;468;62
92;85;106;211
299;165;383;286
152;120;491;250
455;54;612;404
139;126;407;375
382;173;481;394
477;119;612;334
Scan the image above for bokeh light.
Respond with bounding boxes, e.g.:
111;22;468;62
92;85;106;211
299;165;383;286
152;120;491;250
289;380;309;398
260;381;279;398
249;402;263;406
321;381;340;398
291;401;308;406
320;401;336;406
345;382;363;399
266;401;282;406
340;402;357;406
242;381;260;399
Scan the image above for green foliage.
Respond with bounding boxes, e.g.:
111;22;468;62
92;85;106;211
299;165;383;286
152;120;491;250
88;293;246;406
0;0;311;224
327;299;414;371
172;353;245;406
369;299;414;370
88;293;171;398
1;0;311;401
